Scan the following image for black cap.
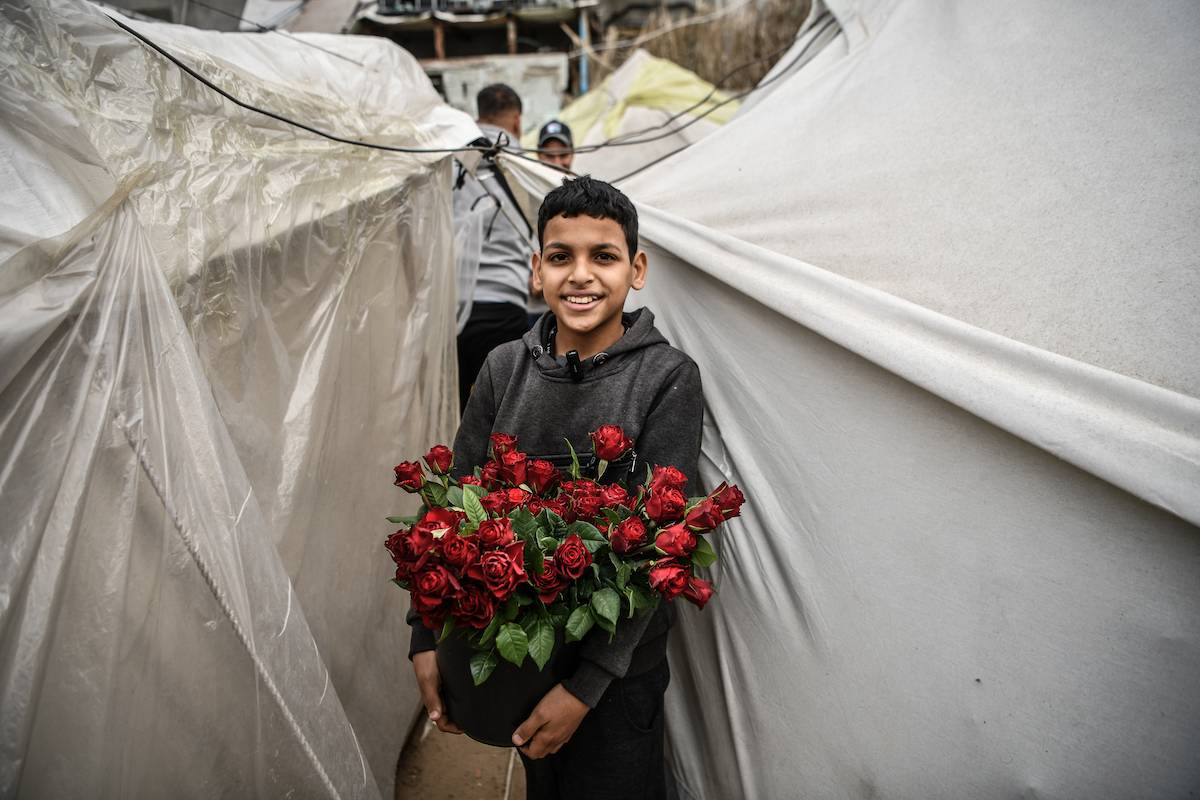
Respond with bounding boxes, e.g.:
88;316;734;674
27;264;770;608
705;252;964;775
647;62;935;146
538;120;573;148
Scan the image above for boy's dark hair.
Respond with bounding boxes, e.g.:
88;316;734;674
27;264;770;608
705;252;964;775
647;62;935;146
476;84;522;120
537;176;639;258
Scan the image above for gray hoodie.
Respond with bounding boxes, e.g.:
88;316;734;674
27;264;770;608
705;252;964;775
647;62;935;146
410;307;704;707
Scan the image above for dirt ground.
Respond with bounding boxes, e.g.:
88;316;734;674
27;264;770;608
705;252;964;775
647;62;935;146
395;719;526;800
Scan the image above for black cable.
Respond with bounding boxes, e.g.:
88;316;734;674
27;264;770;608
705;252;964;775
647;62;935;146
110;15;500;156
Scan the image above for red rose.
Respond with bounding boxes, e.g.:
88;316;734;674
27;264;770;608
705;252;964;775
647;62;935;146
386;524;435;567
460;475;483;486
424;445;454;475
480;491;507;516
590;424;634;462
411;564;459;628
467;541;527;599
649;465;688;494
394;560;415;584
454;582;497;629
531;559;567;604
682;576;714;609
393;461;425;491
609;517;648;555
600;484;629;508
505;487;532;509
499;450;528;486
419;507;462;533
480;460;503;490
645;487;686;523
655;523;698;557
572;494;602;521
554;534;592;581
648;559;690;600
526;459;560;495
490;433;519;457
563;479;601;498
684;498;723;532
530;497;569;519
475;518;515;548
711;482;745;520
438;530;479;571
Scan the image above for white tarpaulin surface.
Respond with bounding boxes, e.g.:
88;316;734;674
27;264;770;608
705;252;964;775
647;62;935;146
508;0;1200;797
0;1;475;796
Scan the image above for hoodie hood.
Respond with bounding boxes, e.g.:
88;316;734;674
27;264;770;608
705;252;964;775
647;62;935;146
523;307;667;381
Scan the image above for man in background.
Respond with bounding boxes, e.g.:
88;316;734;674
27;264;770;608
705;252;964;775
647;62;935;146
454;84;536;409
536;119;574;172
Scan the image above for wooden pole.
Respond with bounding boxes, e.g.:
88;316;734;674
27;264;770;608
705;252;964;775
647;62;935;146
433;18;445;60
507;16;517;55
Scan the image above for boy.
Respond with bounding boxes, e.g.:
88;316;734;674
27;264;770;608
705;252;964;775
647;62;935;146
410;176;703;799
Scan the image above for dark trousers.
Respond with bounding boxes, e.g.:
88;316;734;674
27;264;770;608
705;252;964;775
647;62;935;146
520;660;670;800
457;301;528;411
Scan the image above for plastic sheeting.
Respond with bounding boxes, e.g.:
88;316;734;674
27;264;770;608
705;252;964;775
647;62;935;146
504;0;1200;797
1;1;476;796
522;49;740;181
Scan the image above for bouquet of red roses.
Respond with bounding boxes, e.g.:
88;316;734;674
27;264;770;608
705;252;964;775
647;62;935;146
386;425;743;685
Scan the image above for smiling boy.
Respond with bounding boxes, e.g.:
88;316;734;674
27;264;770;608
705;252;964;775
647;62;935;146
410;176;703;799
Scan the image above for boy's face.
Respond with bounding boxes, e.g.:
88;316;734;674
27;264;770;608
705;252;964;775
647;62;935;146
533;214;647;342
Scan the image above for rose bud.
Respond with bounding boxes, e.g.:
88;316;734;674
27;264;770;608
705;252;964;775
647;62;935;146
490;433;519;457
393;461;425;492
531;558;567;604
590;424;634;462
467;541;527;599
526;459;561;495
476;518;515;548
648;559;690;600
655;523;698;557
609;516;648;555
454;582;498;629
554;534;593;581
600;484;629;508
684;498;724;532
499;450;528;486
682;576;715;609
649;465;688;494
505;487;533;509
711;482;746;520
480;460;503;490
424;445;454;475
645;487;686;523
460;474;482;486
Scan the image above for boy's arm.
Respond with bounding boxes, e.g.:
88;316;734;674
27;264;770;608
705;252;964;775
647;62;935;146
407;358;499;657
562;359;704;707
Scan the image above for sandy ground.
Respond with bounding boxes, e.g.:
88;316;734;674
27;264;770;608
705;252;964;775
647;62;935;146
395;719;527;800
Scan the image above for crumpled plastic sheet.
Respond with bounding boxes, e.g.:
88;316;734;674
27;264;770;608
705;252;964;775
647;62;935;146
0;1;475;796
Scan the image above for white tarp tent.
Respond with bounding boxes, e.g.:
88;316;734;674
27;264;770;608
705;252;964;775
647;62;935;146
507;0;1200;797
0;1;476;795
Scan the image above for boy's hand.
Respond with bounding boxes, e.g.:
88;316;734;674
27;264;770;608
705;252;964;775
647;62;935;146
511;683;589;759
413;651;462;735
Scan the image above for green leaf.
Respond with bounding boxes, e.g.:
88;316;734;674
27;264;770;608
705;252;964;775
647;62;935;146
502;594;521;622
590;587;620;627
565;605;595;642
616;562;632;591
567;520;605;542
463;487;487;525
445;485;464;508
691;536;717;569
511;507;539;540
386;515;420;525
496;622;528;667
596;459;608;480
539;536;561;552
463;483;487;501
538;508;566;532
421;482;448;507
479;614;501;647
564;437;581;480
438;617;456;644
527;543;545;576
517;591;534;606
548;604;570;627
625;585;658;619
523;616;555;670
470;650;498;685
593;611;616;635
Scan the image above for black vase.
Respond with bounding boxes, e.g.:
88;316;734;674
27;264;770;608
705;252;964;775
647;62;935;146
437;629;580;747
